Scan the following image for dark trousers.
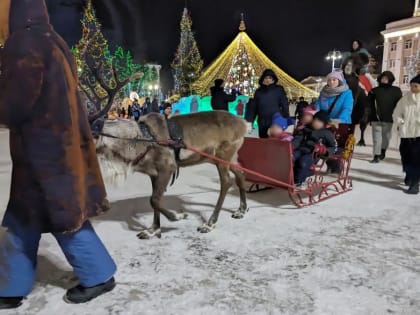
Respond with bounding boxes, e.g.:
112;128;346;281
293;151;315;184
400;137;420;183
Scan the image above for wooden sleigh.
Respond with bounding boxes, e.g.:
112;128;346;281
237;125;356;208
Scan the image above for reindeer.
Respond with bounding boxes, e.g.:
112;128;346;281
81;56;249;239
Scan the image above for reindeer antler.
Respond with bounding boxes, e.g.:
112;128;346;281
79;51;142;123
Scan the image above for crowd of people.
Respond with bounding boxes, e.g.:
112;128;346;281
209;39;420;195
112;96;181;121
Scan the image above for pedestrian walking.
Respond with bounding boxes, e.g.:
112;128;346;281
368;71;403;163
393;74;420;195
0;0;116;308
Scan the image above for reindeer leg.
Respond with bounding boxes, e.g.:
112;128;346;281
198;164;231;233
137;171;187;240
230;168;249;219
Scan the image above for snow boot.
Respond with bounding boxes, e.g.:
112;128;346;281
379;149;386;161
357;139;366;147
65;277;116;304
370;155;381;164
0;297;23;309
404;175;411;186
405;180;419;195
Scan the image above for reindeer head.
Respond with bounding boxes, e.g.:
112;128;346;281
94;119;144;186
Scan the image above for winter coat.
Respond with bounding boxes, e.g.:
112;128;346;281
236;101;244;116
0;0;109;233
151;99;160;113
142;101;152;115
369;85;402;123
315;89;354;124
210;86;236;111
292;127;337;156
345;74;370;123
393;92;420;139
247;84;290;128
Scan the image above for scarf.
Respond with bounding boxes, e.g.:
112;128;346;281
320;83;349;98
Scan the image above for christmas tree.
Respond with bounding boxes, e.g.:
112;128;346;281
193;16;318;99
171;7;203;96
72;0;138;117
72;0;111;111
224;18;258;96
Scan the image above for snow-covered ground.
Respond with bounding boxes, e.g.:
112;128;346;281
0;127;419;315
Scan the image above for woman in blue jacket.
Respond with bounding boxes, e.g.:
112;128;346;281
316;70;354;124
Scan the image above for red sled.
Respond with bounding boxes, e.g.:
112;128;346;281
238;125;356;208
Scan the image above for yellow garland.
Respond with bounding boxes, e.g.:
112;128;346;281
193;31;319;99
342;134;356;160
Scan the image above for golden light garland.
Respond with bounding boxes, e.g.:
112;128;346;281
193;31;319;99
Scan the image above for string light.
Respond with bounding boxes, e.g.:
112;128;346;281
193;24;318;99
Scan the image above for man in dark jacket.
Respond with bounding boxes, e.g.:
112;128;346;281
142;97;152;115
210;79;237;111
246;69;290;138
0;0;116;308
151;96;160;113
368;71;403;163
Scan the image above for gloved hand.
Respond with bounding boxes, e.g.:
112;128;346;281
246;122;253;133
329;119;340;129
313;143;328;156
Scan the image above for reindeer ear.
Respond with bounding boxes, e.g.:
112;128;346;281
0;0;11;46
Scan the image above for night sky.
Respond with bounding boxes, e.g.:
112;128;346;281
46;0;415;92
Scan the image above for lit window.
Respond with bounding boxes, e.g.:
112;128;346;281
405;39;413;49
403;75;409;84
390;42;398;51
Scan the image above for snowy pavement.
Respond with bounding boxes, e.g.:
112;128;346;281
0;127;419;315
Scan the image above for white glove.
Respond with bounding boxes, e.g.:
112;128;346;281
397;118;405;125
246;122;253;133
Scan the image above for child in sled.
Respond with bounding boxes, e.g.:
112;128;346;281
295;107;318;133
267;113;295;141
292;110;337;186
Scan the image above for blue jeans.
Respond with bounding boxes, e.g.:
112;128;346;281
293;151;315;184
0;213;116;297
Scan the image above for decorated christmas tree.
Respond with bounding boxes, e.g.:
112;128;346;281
193;15;318;99
72;0;112;111
224;17;258;96
171;7;203;96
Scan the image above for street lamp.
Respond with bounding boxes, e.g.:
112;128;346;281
326;50;342;72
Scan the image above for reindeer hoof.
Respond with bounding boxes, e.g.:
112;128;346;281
197;224;215;234
232;208;249;219
137;229;162;240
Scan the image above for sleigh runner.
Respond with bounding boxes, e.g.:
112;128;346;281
237;126;356;207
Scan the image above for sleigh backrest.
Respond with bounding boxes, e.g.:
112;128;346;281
238;138;294;187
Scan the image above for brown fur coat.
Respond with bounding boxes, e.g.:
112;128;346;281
0;0;109;233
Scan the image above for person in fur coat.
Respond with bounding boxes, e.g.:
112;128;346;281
0;0;116;309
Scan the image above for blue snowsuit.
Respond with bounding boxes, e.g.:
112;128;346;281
0;213;116;297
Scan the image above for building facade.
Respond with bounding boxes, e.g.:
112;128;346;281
381;1;420;92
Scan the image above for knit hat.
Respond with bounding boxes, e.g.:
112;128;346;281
327;70;345;83
313;110;330;125
214;79;224;88
410;74;420;84
272;113;295;130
